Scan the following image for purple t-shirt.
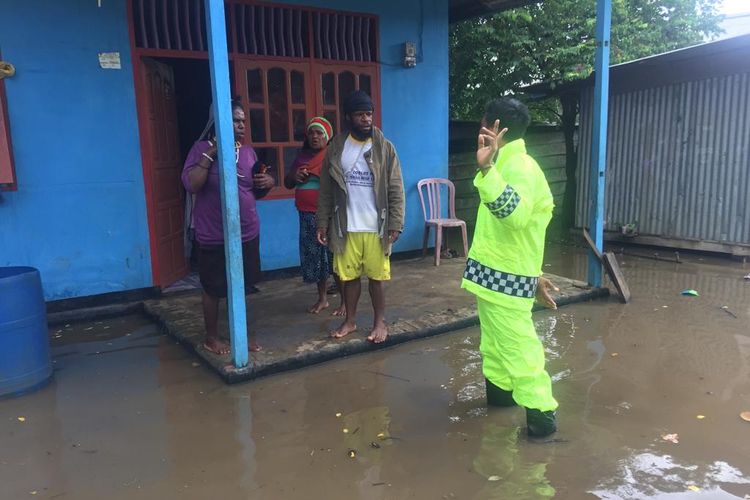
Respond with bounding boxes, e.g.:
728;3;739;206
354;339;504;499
181;140;261;245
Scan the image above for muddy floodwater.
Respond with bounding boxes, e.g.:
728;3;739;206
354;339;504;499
2;247;750;499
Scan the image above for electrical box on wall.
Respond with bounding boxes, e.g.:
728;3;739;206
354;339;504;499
403;42;417;68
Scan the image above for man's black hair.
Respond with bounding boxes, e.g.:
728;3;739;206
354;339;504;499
483;98;530;142
231;98;244;112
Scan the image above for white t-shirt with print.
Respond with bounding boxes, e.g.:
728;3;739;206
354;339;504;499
341;135;378;233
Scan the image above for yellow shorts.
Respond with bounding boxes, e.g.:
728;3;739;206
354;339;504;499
334;232;391;281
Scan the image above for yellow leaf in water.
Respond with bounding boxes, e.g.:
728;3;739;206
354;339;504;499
740;411;750;422
488;476;501;482
17;417;26;422
696;415;705;420
611;353;619;357
377;432;386;439
687;485;700;492
342;428;349;434
335;412;342;418
347;449;356;458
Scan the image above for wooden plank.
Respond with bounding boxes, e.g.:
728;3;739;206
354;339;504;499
543;168;568;182
536;154;566;164
529;153;566;163
449;152;475;164
450;173;477;183
583;228;603;261
455;198;479;210
583;229;630;303
455;206;476;216
603;252;631;303
452;175;475;184
549;182;567;196
527;142;566;156
453;188;477;197
524;130;565;146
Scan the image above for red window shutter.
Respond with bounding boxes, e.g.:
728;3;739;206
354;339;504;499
0;74;15;190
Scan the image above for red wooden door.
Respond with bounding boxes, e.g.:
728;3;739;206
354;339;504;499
141;58;188;287
0;52;15;190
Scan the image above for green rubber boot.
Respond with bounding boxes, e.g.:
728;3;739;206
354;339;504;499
526;408;557;437
485;378;517;407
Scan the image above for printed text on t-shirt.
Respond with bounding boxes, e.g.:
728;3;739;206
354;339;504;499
345;169;374;188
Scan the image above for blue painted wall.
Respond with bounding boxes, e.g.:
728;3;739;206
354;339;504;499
0;0;152;300
259;0;450;270
0;0;448;298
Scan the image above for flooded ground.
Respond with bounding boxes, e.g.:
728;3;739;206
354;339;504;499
2;246;750;499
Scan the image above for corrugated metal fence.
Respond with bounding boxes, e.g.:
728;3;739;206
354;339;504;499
576;72;750;252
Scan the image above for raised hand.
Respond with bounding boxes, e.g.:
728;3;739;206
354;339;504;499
476;120;508;169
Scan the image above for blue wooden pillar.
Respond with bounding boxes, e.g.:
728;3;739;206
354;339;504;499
204;0;249;368
588;0;612;287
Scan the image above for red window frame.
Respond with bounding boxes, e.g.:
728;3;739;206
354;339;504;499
0;56;16;191
234;60;381;200
236;59;314;199
312;62;381;136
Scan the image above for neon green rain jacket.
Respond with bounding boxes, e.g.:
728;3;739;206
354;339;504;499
461;139;554;311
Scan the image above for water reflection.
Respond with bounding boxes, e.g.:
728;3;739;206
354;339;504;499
473;421;555;499
590;451;750;499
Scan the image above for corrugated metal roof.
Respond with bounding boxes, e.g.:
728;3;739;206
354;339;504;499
609;33;750;72
525;34;750;97
449;0;540;22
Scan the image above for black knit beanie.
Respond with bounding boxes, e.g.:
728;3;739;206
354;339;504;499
343;90;373;115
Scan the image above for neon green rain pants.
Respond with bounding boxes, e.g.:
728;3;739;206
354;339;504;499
477;297;558;412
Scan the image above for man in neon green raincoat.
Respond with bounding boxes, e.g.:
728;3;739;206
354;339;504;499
462;98;559;437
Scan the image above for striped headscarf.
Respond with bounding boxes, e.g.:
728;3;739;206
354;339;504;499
307;116;333;143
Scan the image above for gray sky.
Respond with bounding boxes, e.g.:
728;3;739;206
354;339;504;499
719;0;749;15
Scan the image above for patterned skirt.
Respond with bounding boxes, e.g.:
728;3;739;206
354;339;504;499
299;211;333;283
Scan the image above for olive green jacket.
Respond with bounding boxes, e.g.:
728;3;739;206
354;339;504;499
316;127;405;256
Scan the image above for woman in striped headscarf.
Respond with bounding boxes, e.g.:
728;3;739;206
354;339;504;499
285;117;345;315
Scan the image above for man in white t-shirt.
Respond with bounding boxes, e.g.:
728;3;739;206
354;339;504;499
316;91;405;343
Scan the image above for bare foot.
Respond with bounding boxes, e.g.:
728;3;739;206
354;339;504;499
330;321;357;339
203;337;231;355
249;342;262;352
308;300;329;314
331;304;346;317
367;322;388;344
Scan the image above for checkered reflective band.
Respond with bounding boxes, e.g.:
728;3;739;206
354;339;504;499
463;258;538;298
484;185;520;219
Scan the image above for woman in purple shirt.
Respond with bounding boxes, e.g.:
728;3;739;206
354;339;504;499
182;101;274;355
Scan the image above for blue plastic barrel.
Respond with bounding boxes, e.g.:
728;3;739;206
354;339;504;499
0;267;52;397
